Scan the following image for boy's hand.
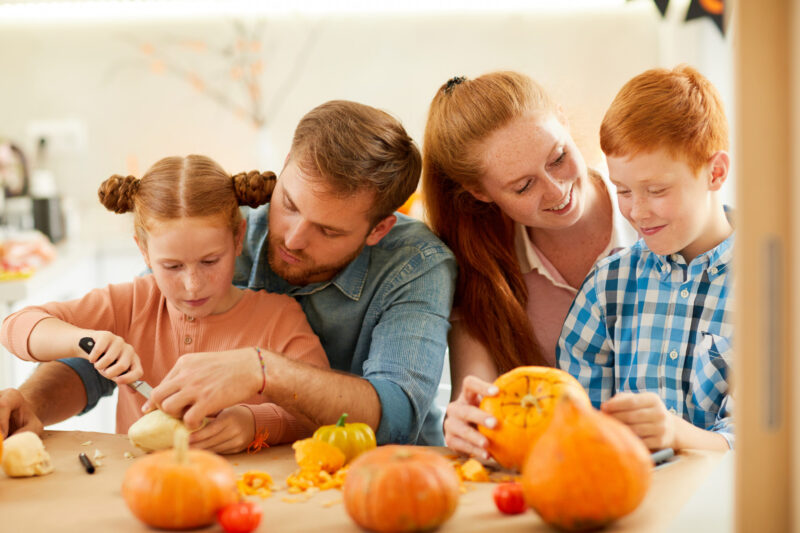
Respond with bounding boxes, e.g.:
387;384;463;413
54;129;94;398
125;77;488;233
80;331;144;385
601;391;676;450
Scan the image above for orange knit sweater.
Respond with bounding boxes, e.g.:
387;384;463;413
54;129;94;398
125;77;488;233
1;275;329;445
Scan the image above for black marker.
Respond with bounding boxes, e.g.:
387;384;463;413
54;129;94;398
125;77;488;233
79;452;95;474
651;448;675;467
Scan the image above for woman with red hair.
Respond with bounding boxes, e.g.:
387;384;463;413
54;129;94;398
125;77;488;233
422;71;636;459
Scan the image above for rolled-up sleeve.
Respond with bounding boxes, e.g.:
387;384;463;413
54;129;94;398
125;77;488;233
59;358;117;414
363;251;456;445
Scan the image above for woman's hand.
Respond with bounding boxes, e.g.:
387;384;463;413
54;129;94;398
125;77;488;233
189;405;256;454
144;347;263;430
601;391;676;450
443;375;499;460
81;330;143;385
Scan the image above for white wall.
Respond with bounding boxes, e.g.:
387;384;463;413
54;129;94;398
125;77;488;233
0;0;734;245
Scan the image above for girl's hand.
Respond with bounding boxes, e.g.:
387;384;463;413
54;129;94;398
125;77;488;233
189;405;255;454
443;375;499;460
81;331;143;385
601;391;677;450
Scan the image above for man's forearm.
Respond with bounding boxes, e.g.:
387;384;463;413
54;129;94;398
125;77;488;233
265;352;381;430
19;362;87;426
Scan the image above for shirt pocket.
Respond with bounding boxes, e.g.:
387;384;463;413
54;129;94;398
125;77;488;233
689;332;732;414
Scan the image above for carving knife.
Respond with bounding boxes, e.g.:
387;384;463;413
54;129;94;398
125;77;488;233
78;336;153;399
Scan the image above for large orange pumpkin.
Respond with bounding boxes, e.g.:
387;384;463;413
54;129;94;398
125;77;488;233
343;445;460;533
521;392;652;531
479;366;590;471
121;429;237;530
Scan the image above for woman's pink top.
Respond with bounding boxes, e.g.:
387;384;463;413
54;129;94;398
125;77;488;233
1;275;329;444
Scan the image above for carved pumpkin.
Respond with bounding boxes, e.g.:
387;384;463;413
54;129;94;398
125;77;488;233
343;445;460;532
121;428;237;530
521;392;652;531
479;366;590;470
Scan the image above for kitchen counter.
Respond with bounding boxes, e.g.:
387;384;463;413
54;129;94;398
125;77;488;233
0;430;732;532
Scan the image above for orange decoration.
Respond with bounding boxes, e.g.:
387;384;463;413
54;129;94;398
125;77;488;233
397;190;422;217
699;0;724;15
521;392;652;531
479;366;590;471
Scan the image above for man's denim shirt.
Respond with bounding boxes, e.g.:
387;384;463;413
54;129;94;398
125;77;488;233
62;206;456;446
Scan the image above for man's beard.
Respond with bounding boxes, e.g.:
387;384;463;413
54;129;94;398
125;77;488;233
266;232;365;286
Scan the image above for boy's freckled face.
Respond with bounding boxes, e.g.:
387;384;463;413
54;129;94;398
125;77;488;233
607;149;717;261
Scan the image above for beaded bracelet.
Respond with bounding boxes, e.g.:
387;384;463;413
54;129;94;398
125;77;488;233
254;346;267;394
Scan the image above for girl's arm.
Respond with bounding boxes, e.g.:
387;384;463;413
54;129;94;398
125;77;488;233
27;318;143;384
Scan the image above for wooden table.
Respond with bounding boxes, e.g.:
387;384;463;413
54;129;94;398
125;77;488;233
0;430;731;532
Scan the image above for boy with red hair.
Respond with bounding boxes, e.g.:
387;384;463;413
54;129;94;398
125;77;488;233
558;65;733;451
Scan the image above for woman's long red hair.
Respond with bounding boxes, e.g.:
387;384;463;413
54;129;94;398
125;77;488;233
422;71;554;372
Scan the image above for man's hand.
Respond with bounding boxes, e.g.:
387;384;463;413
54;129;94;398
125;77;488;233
601;391;676;450
0;388;44;438
144;348;262;431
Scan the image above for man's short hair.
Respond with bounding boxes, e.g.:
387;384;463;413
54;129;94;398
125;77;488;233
290;100;422;223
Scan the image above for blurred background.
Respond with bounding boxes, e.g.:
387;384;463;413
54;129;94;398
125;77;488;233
0;0;733;432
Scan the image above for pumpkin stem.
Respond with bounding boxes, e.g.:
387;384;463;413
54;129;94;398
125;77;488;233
336;413;348;427
521;394;543;416
173;426;190;465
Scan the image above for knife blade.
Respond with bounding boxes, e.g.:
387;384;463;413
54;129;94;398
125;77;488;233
128;380;153;399
78;336;153;400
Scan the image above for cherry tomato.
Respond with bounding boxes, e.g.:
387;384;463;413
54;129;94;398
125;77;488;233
217;501;263;533
492;482;527;515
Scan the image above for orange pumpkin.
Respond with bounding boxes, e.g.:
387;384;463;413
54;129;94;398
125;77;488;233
479;366;590;471
343;445;460;533
521;392;652;531
121;429;237;530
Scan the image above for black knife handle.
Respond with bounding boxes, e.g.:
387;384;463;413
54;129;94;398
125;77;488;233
78;337;95;355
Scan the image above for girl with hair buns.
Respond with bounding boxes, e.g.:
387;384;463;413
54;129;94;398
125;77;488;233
422;72;637;460
0;154;329;453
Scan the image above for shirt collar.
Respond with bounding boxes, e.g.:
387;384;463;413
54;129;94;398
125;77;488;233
650;205;735;281
268;245;370;300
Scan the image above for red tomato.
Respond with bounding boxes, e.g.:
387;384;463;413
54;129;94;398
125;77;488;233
493;482;527;515
217;501;263;533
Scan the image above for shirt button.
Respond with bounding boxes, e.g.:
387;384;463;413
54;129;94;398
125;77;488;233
184;336;192;345
669;407;677;415
186;315;195;322
669;350;678;360
710;266;718;275
680;288;689;298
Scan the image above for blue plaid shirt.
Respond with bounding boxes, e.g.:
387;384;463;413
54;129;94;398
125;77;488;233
557;233;734;448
